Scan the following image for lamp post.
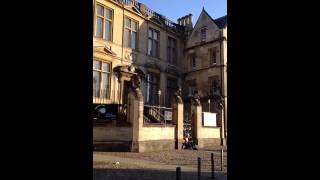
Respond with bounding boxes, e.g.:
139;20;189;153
214;90;226;146
158;89;161;123
218;95;226;146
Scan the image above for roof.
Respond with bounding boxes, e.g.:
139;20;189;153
200;8;227;29
214;15;227;29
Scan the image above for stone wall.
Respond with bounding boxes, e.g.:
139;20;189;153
93;126;133;142
192;104;222;148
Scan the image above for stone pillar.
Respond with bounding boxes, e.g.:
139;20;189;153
129;89;144;152
191;103;202;145
173;102;183;149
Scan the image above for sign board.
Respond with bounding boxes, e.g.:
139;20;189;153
202;112;216;127
93;104;118;121
164;111;172;121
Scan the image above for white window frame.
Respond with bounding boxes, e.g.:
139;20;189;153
93;59;111;100
124;16;138;50
95;4;113;41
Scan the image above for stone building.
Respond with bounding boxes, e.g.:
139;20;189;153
182;9;227;145
93;0;227;151
93;0;184;108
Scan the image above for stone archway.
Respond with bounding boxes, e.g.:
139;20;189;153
113;65;145;120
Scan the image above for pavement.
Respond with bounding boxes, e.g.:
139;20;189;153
93;152;227;180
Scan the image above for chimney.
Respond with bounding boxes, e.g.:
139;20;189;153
177;14;193;29
177;14;193;36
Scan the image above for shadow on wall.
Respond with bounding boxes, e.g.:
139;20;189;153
93;168;227;180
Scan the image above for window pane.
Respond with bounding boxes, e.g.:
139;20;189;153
104;20;111;41
96;17;103;38
201;28;206;41
131;32;136;49
148;39;152;55
153;31;158;40
153;75;158;83
125;17;130;28
124;29;130;47
131;21;137;31
93;71;100;97
152;41;158;56
167;79;177;88
148;29;152;38
97;5;104;16
193;57;196;67
173;39;177;48
93;60;101;70
100;73;109;99
102;62;110;72
105;8;112;19
172;48;176;64
167;47;171;62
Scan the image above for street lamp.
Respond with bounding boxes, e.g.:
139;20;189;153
217;94;226;146
158;89;161;123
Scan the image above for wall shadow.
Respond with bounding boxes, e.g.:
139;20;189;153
93;168;227;180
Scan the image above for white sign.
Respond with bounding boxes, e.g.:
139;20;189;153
164;111;172;121
203;112;216;127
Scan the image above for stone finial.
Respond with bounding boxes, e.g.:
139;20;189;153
131;75;143;100
191;90;201;106
174;87;183;104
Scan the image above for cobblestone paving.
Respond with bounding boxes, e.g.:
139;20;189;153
94;149;227;171
93;149;227;180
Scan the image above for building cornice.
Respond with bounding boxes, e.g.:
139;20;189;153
184;64;226;75
185;37;226;51
105;0;185;38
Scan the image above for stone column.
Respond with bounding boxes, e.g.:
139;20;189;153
191;103;202;146
129;89;144;152
173;102;183;149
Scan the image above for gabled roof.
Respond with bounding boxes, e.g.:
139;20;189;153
193;8;227;30
214;15;227;29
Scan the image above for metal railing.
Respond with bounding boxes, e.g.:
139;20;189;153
143;105;173;125
111;0;184;33
123;0;139;7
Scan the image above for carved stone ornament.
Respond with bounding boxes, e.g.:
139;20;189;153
174;87;183;104
131;75;143;100
191;90;201;106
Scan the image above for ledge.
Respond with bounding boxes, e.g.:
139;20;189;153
143;123;176;128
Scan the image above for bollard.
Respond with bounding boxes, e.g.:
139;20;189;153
221;149;224;171
176;167;181;180
211;153;215;179
198;157;201;180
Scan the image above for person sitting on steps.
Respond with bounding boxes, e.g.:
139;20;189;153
182;134;197;150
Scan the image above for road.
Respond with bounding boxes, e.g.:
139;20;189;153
93;150;227;180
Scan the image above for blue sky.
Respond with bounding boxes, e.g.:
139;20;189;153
138;0;227;25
